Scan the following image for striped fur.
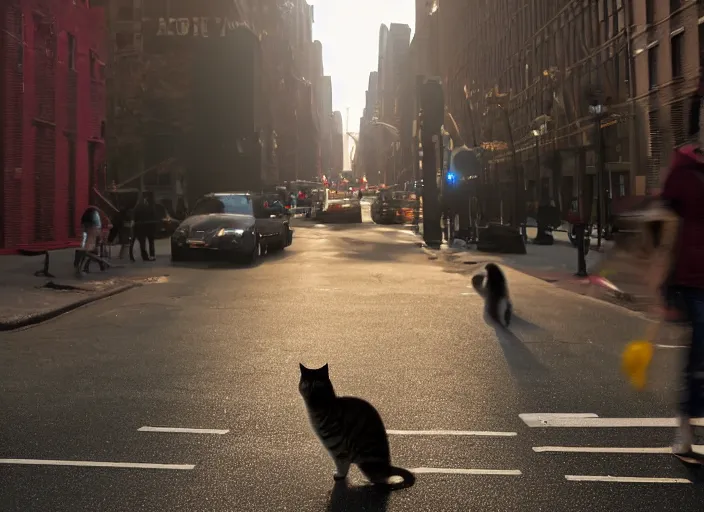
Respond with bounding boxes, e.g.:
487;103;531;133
298;363;415;488
472;263;512;327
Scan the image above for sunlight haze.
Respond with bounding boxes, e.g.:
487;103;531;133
309;0;416;136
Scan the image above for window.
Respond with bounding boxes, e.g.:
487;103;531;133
16;13;24;71
648;47;657;90
115;32;133;51
671;32;684;79
89;51;95;78
645;0;654;24
67;33;76;70
116;1;134;22
190;195;253;216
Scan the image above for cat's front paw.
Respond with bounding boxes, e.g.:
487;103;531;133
333;473;347;481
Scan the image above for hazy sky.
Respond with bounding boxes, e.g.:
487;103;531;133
309;0;416;135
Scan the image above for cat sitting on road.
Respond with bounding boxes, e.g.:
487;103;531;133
472;263;513;328
298;363;415;489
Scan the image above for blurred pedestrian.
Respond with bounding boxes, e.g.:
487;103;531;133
660;91;704;458
107;207;132;260
130;194;157;262
74;206;103;277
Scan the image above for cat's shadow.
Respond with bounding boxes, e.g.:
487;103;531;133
483;309;548;376
326;480;390;512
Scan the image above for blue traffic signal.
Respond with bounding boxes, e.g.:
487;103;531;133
446;171;458;184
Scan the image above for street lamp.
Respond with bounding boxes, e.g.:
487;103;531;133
589;102;608;250
531;123;551;244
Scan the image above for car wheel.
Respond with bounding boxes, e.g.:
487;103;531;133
171;243;186;262
246;238;261;265
274;226;290;251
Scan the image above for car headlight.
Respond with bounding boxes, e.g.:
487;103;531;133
217;228;244;237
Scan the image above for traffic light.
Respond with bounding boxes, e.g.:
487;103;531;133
446;171;458;185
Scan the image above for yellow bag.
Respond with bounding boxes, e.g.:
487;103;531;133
622;319;661;390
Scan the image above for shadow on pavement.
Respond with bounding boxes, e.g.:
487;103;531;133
339;240;417;263
169;250;292;270
483;310;548;377
326;480;390;512
509;315;545;334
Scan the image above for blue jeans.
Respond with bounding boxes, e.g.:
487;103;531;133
672;287;704;417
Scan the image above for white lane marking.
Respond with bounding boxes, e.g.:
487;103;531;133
388;430;517;437
655;344;687;349
565;475;691;484
535;445;704;454
520;413;704;428
0;459;194;470
519;413;598;427
411;467;522;476
138;426;230;435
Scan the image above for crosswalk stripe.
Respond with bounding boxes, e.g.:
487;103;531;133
138;426;230;434
0;459;194;470
388;430;517;437
565;475;691;484
411;467;522;476
520;413;704;428
534;446;704;454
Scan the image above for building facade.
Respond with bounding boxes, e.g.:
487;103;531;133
421;0;702;224
631;0;701;193
331;110;344;174
1;0;107;252
318;75;333;177
106;0;325;205
357;23;411;186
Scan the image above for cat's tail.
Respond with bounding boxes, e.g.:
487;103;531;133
359;462;416;489
389;466;416;488
472;273;487;297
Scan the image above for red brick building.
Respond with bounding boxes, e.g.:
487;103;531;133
1;0;106;252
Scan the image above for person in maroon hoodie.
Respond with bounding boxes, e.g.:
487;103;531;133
661;92;704;457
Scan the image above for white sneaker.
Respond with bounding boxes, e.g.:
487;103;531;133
672;416;693;455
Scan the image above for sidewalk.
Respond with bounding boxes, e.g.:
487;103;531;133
0;239;172;331
419;231;646;311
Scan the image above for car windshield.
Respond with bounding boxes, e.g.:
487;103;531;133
191;195;253;216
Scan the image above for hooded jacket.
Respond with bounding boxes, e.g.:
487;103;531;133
661;144;704;288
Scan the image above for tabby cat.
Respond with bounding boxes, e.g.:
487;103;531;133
298;363;415;488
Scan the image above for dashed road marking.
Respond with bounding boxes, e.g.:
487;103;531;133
411;467;522;476
138;426;230;435
533;446;704;454
388;429;517;437
565;475;691;484
520;413;704;428
0;459;195;470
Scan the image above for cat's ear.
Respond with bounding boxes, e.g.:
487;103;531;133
299;363;308;374
321;363;329;376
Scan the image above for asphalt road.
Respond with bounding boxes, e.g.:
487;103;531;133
1;210;702;511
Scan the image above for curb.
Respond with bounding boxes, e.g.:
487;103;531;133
0;282;141;332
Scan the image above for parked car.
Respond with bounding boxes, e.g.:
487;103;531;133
170;192;292;264
371;190;418;224
319;192;363;223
